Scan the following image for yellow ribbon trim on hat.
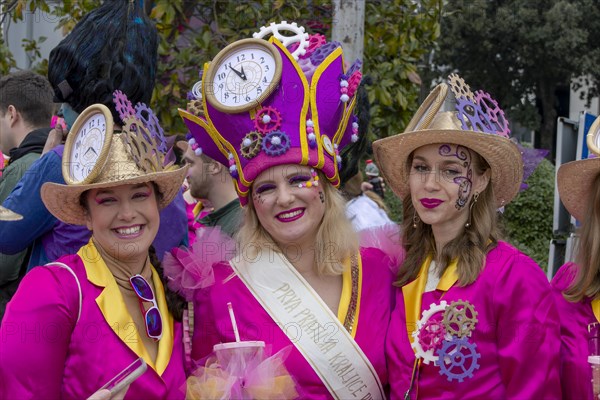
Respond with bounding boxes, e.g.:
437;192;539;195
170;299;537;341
78;240;174;375
310;46;344;171
402;255;459;345
592;298;600;323
271;39;311;166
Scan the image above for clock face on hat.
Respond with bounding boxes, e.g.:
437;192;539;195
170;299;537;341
205;38;282;113
63;104;113;184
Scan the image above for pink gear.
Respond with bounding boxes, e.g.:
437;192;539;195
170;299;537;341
113;90;135;121
475;90;510;137
254;106;282;134
298;34;327;59
347;71;362;98
417;312;447;352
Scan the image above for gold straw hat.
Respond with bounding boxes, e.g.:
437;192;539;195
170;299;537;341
373;74;523;208
0;206;23;221
557;115;600;221
41;92;188;226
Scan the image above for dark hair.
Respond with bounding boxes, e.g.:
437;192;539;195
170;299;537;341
0;71;55;126
48;0;158;124
149;245;186;321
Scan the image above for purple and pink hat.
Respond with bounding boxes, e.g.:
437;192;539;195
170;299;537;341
179;22;362;206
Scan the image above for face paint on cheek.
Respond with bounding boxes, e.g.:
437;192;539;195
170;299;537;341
252;192;264;205
438;144;473;210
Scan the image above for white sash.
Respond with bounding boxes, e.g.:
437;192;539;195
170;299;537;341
230;250;385;400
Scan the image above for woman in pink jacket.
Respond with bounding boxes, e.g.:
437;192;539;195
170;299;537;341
0;92;188;399
373;76;561;399
551;115;600;399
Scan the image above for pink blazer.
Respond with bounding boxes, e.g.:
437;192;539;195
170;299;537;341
0;253;186;399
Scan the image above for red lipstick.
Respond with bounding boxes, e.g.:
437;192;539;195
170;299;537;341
420;198;443;209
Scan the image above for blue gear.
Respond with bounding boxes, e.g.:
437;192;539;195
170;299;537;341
262;131;291;156
435;337;481;382
135;103;167;153
454;97;494;134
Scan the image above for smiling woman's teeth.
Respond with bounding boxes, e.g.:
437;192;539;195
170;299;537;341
116;226;141;235
279;210;302;219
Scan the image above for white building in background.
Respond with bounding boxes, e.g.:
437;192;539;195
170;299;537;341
2;6;63;70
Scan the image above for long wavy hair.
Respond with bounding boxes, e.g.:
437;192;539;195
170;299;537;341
236;171;359;276
564;172;600;302
396;150;501;287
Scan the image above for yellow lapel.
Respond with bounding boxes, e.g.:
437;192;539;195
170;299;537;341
402;256;459;345
78;240;174;375
402;255;431;344
592;298;600;323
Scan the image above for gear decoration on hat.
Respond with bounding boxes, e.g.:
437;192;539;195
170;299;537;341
475;90;510;138
290;33;327;59
135;103;167;153
187;99;204;117
346;59;362;78
442;300;478;338
454;96;495;134
411;301;449;364
122;118;166;173
262;130;291;156
113;90;136;122
448;73;476;102
190;80;203;101
254;106;282;134
310;41;342;66
347;71;362;98
240;131;263;159
298;57;317;78
435;337;481;382
253;21;309;60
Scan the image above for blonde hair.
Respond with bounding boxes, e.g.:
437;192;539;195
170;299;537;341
236;171;359;275
564;172;600;302
396;150;501;287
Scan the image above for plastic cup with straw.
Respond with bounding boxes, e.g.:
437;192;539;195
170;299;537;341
213;302;265;376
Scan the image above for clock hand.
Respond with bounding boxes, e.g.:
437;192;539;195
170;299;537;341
84;147;98;157
240;66;247;80
230;65;247;81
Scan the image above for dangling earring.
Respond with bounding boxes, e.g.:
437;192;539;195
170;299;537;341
412;211;420;228
465;192;479;228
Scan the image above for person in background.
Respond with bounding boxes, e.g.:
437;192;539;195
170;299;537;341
0;92;188;398
0;71;55;312
0;0;187;277
374;76;561;399
364;159;385;199
342;170;395;231
179;137;241;237
551;115;600;399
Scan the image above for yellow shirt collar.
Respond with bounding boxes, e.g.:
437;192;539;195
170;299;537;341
78;240;174;374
